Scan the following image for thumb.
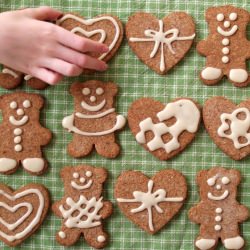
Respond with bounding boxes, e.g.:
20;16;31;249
27;6;62;21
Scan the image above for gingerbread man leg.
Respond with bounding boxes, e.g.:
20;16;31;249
68;136;94;157
221;232;245;250
200;67;223;85
56;226;81;246
195;236;218;250
21;157;47;175
95;135;120;158
227;69;249;87
0;157;18;174
83;226;109;249
0;67;23;89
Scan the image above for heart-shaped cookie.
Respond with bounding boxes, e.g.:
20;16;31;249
203;96;250;160
57;13;123;66
115;169;187;234
0;183;49;246
126;12;195;74
128;98;201;160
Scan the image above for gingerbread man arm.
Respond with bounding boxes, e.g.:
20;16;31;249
99;200;113;219
196;40;211;56
52;200;64;218
236;204;249;222
37;126;52;145
188;203;204;224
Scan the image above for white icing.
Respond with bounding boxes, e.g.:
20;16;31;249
222;38;229;45
217;107;250;149
221;176;230;184
17;108;24;116
2;69;18;78
62;114;126;136
22;158;45;173
9;115;28;126
10;101;17;109
90;96;96;102
201;67;222;80
217;25;238;36
229;13;237;21
129;19;195;72
14;128;22;135
24;75;33;81
82;88;90;95
71;179;93;190
223;236;244;249
222;47;229;54
208;190;229;201
23;100;31;108
207;175;217;186
224;21;230;28
85;171;92;177
59;196;103;228
0;188;45;242
97;235;106;243
229;69;248;83
75;108;115;119
136;99;200;153
96;88;104;95
58;231;66;239
222;56;229;63
14;136;22;144
57;14;120;60
216;207;223;213
117;179;184;231
81;99;106;112
216;13;224;22
216;184;221;190
14;144;22;152
214;224;221;231
215;215;222;222
73;172;79;178
195;239;216;250
80;177;85;183
0;158;17;172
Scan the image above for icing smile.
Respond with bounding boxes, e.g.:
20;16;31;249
217;25;238;36
207;190;229;201
9;115;29;126
71;179;93;190
81;99;106;112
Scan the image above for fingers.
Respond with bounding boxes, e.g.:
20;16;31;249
55;26;109;54
55;45;108;71
31;68;62;85
25;6;62;21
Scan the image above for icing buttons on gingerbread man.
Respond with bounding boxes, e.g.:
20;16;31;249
189;167;249;250
198;6;250;87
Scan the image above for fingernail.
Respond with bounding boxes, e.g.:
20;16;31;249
101;45;109;53
100;63;108;71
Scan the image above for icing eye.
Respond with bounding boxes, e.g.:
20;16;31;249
96;88;104;95
10;101;17;109
216;13;224;22
82;88;91;95
221;176;230;185
23;100;31;108
73;172;79;179
85;171;92;177
229;12;237;21
207;177;216;186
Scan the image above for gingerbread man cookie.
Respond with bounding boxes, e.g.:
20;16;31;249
52;165;112;248
189;167;249;250
62;80;126;158
0;92;52;175
198;5;250;87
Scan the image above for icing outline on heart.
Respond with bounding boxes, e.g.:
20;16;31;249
0;189;44;242
57;14;120;60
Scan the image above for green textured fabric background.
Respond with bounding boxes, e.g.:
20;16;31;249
0;0;249;249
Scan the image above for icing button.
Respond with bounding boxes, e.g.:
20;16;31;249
222;38;229;46
214;224;222;231
215;207;223;213
14;144;22;152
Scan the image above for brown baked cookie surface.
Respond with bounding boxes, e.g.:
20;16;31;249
189;167;249;250
198;5;250;87
0;183;50;247
0;92;52;175
52;165;112;248
128;97;201;160
115;169;187;234
62;80;126;158
203;96;250;160
126;12;195;74
57;13;123;72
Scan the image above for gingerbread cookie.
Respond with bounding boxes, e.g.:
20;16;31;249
0;66;48;90
62;80;126;158
128;97;201;160
57;13;123;72
189;167;249;250
0;92;52;175
115;169;187;234
203;96;250;160
126;12;195;74
0;183;50;247
198;6;250;87
52;165;112;248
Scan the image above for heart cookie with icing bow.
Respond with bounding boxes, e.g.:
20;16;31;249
115;169;187;234
203;96;250;160
0;184;49;246
126;12;195;74
128;98;201;160
57;13;123;68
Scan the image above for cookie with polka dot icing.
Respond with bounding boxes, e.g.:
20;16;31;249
189;167;249;250
0;92;52;175
198;5;250;87
52;165;112;248
203;96;250;160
